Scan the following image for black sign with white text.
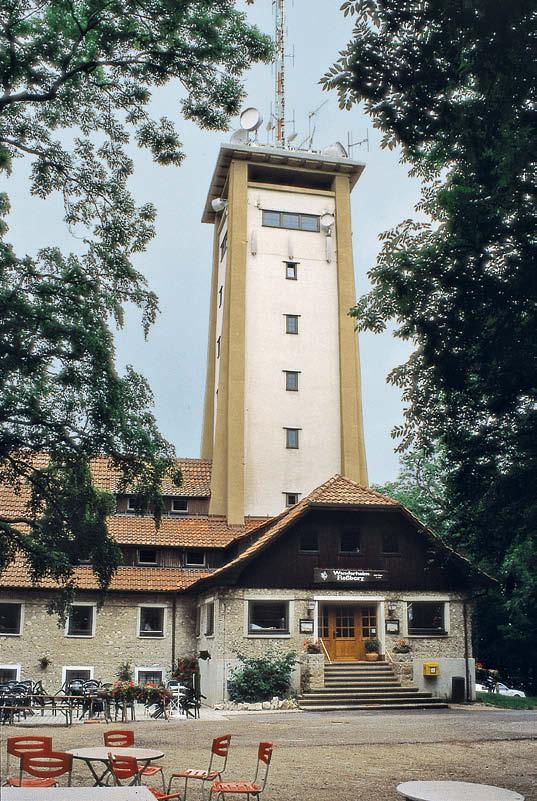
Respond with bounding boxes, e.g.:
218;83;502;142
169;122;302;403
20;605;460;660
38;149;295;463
313;568;388;584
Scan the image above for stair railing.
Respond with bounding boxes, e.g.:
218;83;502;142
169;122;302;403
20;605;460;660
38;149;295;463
319;638;331;663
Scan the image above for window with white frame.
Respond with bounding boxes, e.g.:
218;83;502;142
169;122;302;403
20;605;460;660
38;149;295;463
0;665;20;682
62;666;94;684
0;603;22;635
285;492;300;507
205;601;215;636
66;604;95;637
248;601;289;635
171;498;188;515
262;210;319;232
407;601;447;636
136;668;164;686
127;496;137;512
138;606;165;637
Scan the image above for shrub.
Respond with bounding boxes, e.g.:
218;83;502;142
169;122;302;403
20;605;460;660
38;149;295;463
365;638;381;653
228;649;297;703
116;662;134;681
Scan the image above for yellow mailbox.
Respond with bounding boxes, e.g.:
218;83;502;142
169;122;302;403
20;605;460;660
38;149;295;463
423;661;440;677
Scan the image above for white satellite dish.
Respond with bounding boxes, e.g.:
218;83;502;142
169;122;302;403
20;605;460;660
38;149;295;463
320;213;335;231
240;107;263;132
322;141;348;158
230;129;249;144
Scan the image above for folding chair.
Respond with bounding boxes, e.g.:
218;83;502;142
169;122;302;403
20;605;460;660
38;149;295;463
210;742;273;801
168;734;231;797
108;753;179;800
104;730;165;790
4;736;53;786
16;752;72;788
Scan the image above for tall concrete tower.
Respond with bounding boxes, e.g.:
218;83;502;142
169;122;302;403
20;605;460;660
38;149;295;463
200;143;368;525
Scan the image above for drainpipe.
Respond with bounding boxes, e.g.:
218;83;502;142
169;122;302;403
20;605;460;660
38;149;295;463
463;599;471;702
171;595;177;671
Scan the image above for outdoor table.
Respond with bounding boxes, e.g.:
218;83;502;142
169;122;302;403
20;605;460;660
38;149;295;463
2;786;156;801
397;780;525;801
67;746;164;787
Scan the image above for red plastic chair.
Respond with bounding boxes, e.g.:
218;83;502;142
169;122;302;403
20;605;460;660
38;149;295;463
16;752;73;788
210;742;273;801
168;734;232;797
104;729;165;790
5;736;53;787
107;754;180;800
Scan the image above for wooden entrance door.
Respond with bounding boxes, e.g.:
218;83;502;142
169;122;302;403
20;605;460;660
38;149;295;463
320;605;377;662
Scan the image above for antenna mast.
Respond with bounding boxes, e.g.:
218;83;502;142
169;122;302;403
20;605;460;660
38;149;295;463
275;0;285;147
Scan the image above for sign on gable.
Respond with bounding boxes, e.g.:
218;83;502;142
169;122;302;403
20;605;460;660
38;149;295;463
314;568;388;584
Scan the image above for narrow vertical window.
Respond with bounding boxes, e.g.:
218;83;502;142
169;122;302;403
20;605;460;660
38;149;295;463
285;262;298;280
217;336;221;358
284;371;299;391
285;315;299;334
220;232;227;261
285;428;300;449
219;285;223;307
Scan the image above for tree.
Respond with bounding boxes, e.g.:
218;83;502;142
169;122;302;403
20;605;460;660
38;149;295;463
0;0;272;609
323;1;537;690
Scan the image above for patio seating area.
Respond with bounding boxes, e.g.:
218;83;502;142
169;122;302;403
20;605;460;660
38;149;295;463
2;731;274;801
0;680;206;727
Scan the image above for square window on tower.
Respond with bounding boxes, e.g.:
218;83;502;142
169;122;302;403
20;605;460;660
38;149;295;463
285;261;298;280
285;428;300;449
284;371;299;391
285;314;299;334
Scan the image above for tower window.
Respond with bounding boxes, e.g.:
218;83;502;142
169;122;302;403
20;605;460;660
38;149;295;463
285;428;300;449
217;336;221;357
219;285;223;307
285;314;299;334
220;232;227;261
284;371;299;391
285;261;298;280
285;492;300;507
262;210;320;232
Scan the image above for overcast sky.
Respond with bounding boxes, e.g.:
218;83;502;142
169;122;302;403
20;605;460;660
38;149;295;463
6;0;420;485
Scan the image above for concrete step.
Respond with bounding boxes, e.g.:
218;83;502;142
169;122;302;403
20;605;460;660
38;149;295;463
299;702;449;712
305;688;429;698
299;695;440;707
301;691;433;702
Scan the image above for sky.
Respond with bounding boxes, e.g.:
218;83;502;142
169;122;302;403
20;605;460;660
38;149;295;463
5;0;421;485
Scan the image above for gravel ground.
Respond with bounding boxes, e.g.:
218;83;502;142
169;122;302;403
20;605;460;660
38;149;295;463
1;706;536;800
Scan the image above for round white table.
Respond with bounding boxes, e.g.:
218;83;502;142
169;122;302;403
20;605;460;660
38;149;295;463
397;781;524;801
67;747;164;786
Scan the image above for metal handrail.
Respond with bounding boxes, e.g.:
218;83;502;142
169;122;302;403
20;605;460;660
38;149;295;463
319;638;331;663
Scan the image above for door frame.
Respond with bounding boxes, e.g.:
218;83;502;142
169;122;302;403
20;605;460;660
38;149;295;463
313;596;385;661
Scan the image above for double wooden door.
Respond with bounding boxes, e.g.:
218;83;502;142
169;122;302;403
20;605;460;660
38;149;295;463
320;605;377;661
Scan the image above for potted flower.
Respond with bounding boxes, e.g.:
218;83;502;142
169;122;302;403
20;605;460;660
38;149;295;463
364;638;381;662
304;639;321;654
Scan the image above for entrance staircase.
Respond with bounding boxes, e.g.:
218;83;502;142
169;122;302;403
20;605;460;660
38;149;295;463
298;661;448;712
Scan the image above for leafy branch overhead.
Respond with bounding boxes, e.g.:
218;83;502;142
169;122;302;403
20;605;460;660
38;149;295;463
324;0;537;692
0;0;272;609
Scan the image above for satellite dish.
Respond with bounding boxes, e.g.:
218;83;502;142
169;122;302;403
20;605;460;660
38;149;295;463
230;129;249;144
211;198;227;213
322;141;348;158
240;107;263;132
320;212;335;231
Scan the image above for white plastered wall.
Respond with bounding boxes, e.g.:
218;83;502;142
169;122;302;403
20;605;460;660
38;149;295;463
244;187;341;517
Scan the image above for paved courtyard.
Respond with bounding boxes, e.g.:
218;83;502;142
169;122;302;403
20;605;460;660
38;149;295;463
1;706;536;800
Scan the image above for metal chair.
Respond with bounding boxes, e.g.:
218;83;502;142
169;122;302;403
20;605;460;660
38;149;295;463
210;742;273;801
168;734;231;798
104;730;165;790
14;751;72;788
4;736;53;786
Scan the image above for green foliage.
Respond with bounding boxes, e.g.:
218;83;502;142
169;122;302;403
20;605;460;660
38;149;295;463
116;662;134;681
0;0;272;610
227;649;297;703
476;692;537;711
325;1;537;692
365;638;380;653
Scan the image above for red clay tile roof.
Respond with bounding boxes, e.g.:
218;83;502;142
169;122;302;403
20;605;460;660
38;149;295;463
0;557;210;593
90;456;212;497
108;515;268;548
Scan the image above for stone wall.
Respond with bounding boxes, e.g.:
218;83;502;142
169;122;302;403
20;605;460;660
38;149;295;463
0;591;196;688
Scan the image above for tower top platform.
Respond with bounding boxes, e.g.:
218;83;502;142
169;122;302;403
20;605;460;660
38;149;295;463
201;142;365;224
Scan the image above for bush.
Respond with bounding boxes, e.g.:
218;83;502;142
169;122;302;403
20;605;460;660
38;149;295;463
228;649;297;703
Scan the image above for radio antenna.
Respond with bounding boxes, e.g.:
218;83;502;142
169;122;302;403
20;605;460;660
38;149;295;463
274;0;286;147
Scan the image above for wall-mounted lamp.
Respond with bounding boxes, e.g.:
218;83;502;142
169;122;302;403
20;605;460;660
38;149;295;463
211;198;228;213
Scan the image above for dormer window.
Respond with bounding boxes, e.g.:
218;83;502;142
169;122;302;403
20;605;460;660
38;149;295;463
171;498;188;515
137;548;157;565
185;549;206;567
127;497;137;512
